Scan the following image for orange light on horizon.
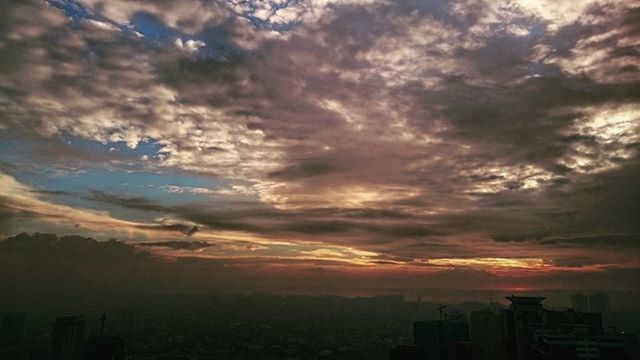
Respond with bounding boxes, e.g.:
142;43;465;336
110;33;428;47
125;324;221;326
426;257;547;269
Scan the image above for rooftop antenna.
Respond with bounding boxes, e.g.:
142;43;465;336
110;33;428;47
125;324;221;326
99;312;106;336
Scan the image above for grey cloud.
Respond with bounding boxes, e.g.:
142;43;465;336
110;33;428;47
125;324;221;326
82;189;450;254
70;0;231;35
267;159;344;180
135;223;199;236
538;235;640;248
2;232;636;303
138;239;212;251
421;77;640;168
87;190;170;213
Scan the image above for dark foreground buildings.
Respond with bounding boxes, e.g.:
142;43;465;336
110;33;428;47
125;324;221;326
52;316;86;360
389;345;421;360
1;293;637;360
470;307;504;360
50;314;125;360
393;295;636;360
0;313;27;359
502;295;631;360
571;293;611;327
412;311;474;360
84;335;125;360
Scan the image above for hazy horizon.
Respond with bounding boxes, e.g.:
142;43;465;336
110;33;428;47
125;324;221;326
1;233;638;311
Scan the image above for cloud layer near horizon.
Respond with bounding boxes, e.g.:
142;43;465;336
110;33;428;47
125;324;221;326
1;0;639;291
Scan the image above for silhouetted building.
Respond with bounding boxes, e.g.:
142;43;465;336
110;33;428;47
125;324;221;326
571;293;610;326
82;312;125;360
414;311;469;360
531;324;629;359
0;313;26;360
502;296;546;360
622;333;640;360
502;295;631;360
1;312;26;347
84;335;125;360
389;345;421;360
52;316;85;360
447;342;483;360
470;308;505;360
533;306;628;359
115;307;141;341
544;309;603;333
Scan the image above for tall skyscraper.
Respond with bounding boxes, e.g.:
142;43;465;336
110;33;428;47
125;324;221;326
52;316;85;360
0;312;26;348
83;312;125;360
115;307;141;341
470;308;505;360
414;311;469;360
503;296;545;360
83;335;125;360
501;294;628;360
0;313;27;360
531;314;628;360
571;293;610;325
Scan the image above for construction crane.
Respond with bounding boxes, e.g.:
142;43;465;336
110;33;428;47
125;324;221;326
438;304;448;321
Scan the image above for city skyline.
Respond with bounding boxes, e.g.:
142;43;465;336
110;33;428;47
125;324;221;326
1;0;640;297
4;292;637;360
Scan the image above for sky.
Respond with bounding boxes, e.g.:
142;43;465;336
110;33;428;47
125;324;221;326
0;0;639;299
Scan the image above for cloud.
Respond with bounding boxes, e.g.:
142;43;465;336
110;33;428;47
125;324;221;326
160;184;256;197
0;0;639;291
87;190;170;213
135;223;199;236
174;38;206;53
545;3;640;83
267;159;343;180
538;234;640;249
3;232;638;308
70;0;230;34
0;172;200;239
138;239;211;251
